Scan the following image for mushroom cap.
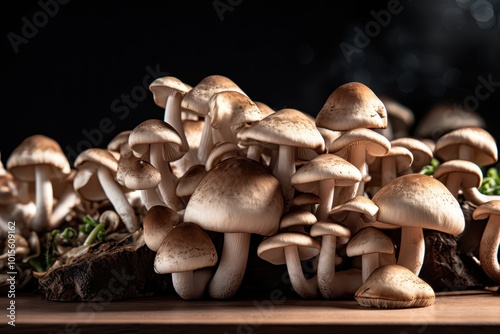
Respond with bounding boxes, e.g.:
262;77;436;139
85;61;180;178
371;173;465;234
367;145;414;175
7;134;71;182
129;118;185;161
310;220;351;244
143;205;179;252
254;101;276;116
181;74;247;116
433;126;498;167
279;209;317;230
432;159;483;190
183;157;284;236
149;76;191;108
290;193;321;207
257;232;321;265
472;200;500;220
208;90;264;129
328;128;391;159
354;264;435;308
316;81;387;131
291;153;362;194
74;148;118;172
414;102;486;140
121;158;161;190
237;108;326;154
107;130;133;157
175;164;208;198
380;96;415;137
328;195;379;223
154;222;217;274
346;226;395;256
390;137;433;172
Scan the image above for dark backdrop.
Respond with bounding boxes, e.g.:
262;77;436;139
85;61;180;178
2;0;500;165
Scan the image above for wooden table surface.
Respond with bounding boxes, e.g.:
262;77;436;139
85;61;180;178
3;289;500;333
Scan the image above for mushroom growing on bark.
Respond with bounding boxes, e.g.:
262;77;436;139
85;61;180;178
371;173;465;275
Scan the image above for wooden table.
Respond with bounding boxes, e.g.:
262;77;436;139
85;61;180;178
2;289;499;333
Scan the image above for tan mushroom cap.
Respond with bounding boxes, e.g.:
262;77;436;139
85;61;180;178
346;226;395;257
390;137;433;172
328;195;379;223
120;159;161;190
414;102;486;140
257;232;321;265
316;81;387;131
280;209;318;230
237;108;326;154
128;119;185;161
328;128;391;159
181;74;247;116
7;134;71;182
175;164;208;198
183;157;284;236
154;222;217;274
433;126;498;167
291;153;362;194
432;159;483;190
208;90;263;130
472;199;500;220
367;145;414;175
371;173;465;234
380;96;414;138
354;264;435;308
291;193;321;207
107;130;133;157
310;220;351;244
254;101;276;116
143;205;180;252
149;76;191;108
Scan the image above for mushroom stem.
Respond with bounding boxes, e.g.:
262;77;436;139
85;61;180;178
49;184;79;230
172;268;214;300
197;115;215;165
330;268;363;299
164;92;188;151
97;166;139;233
397;227;425;275
361;252;379;283
31;165;53;233
140;188;165;211
444;173;463;199
479;215;500;283
273;144;296;212
245;145;262;162
208;232;251;299
284;245;319;298
316;235;337;299
381;156;397;186
350;145;367;196
462;187;500;206
316;178;336;221
150;144;183;211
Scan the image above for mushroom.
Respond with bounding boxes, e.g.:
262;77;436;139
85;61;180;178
432;159;483;199
6;134;71;232
175;164;207;206
371;173;465;275
389;137;433;174
154;222;217;300
315;81;388;132
354;264;435;308
346;226;395;283
366;145;413;189
237;108;326;211
328;195;379;235
290;153;362;221
309;219;351;298
49;169;80;230
73;148;139;233
128;118;186;211
143;205;179;252
183;157;283;299
471;200;500;283
257;231;321;298
379;96;415;139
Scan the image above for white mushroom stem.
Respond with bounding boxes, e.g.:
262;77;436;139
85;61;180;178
316;178;336;221
284;245;319;298
172;267;214;300
361;252;379;283
140;188;165;211
208;232;251;299
246;145;263;162
97;166;139;233
197;115;216;165
164;92;188;150
444;173;463;199
273;145;296;212
350;145;367;196
31;165;53;233
330;268;363;299
462;187;500;206
479;215;500;283
49;184;80;230
381;156;397;186
316;235;337;299
397;227;425;275
149;144;183;211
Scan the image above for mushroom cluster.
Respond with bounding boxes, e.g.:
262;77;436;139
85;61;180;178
1;75;499;308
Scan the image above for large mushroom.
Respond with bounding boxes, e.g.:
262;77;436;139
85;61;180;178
183;157;284;299
371;173;465;275
6;134;71;232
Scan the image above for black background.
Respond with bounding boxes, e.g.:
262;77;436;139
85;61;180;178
2;0;500;166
